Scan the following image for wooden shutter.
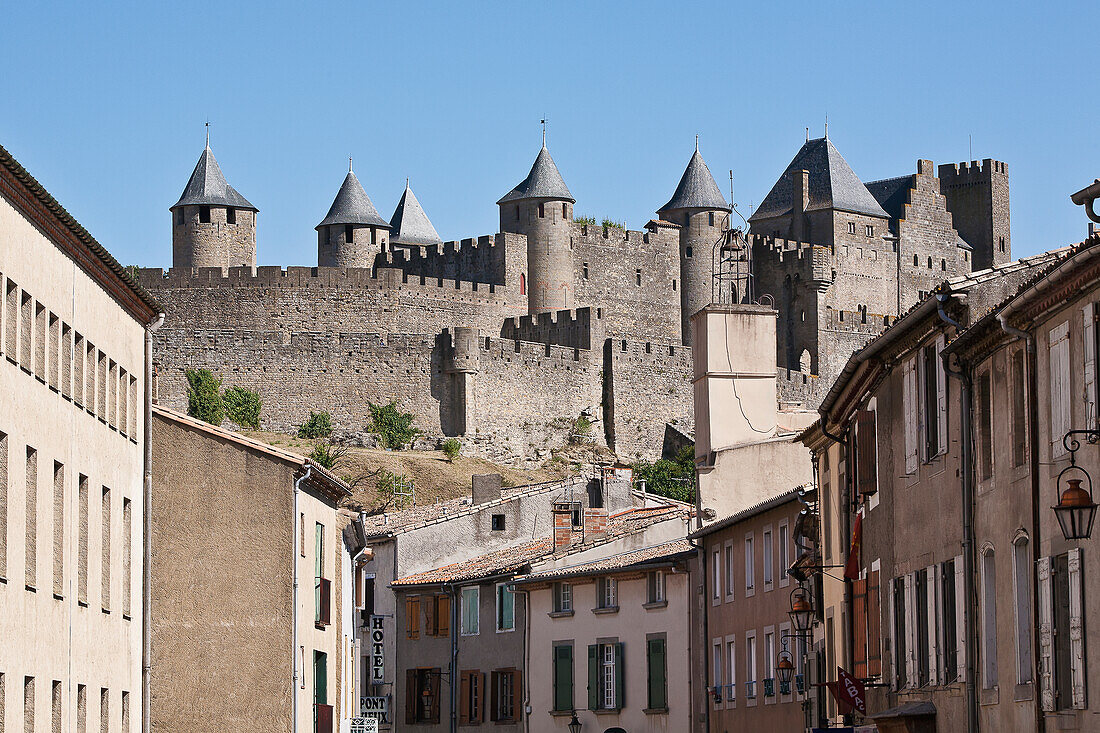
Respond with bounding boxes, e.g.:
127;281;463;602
1068;548;1086;709
406;597;420;639
936;335;948;456
1038;555;1056;711
904;359;918;473
437;594;451;638
868;570;882;677
647;638;667;710
587;645;599;710
614;642;625;710
477;673;486;722
955;556;966;683
425;593;437;636
856;410;878;495
853;577;868;678
429;669;440;723
554;644;573;712
926;565;939;686
490;670;500;721
1050;322;1071;457
405;669;418;724
905;573;917;685
459;671;471;724
1086;304;1098;428
510;668;522;722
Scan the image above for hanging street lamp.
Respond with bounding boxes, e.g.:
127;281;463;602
1055;431;1100;540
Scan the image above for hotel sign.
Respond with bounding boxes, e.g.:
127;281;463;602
369;614;385;683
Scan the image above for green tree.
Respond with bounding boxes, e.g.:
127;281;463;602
633;444;695;503
223;386;261;429
442;438;461;462
185;369;224;426
309;442;346;470
298;411;333;439
367;401;420;449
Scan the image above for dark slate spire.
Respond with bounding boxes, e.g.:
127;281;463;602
497;144;575;204
171;144;257;211
658;147;729;214
748;137;889;221
316;170;390;230
389;181;442;246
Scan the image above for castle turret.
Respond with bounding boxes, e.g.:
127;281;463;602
316;167;390;267
497;143;575;314
171;144;257;270
937;159;1011;271
389;181;443;248
658;145;729;346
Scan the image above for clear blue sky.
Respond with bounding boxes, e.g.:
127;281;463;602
2;1;1098;267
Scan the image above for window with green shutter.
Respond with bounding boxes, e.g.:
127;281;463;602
553;643;574;711
587;645;599;710
647;637;667;710
614;643;624;710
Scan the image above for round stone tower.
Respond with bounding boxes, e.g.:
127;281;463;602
497;143;575;314
658;145;730;345
316;167;391;267
171;144;258;270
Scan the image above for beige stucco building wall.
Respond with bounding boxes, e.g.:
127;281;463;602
0;170;150;731
149;407;347;733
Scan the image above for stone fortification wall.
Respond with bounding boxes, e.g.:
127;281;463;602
938;159;1011;270
571;224;681;341
605;338;694;460
777;366;826;408
500;307;600;351
385;233;527;289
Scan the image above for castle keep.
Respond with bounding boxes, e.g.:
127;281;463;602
140;135;1011;463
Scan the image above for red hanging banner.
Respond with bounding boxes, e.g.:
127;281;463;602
843;511;863;581
831;667;866;716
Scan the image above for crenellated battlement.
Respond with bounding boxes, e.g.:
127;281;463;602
937;158;1008;183
571;223;678;248
500;307;598;351
823;306;890;334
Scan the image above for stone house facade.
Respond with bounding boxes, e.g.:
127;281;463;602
0;143;160;733
690;489;813;733
149;405;353;733
516;538;697;733
138;136;1012;465
802;242;1077;731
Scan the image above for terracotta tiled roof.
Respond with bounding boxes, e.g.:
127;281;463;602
518;538;696;582
391;504;690;587
688;485;811;539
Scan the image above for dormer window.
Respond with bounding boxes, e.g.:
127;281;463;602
226;208;236;225
199;206;211;223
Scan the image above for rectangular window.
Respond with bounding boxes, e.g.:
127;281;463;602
854;576;868;679
461;586;479;635
496;583;515;631
48;313;59;390
73;334;85;406
981;550;998;688
866;225;874;237
459;669;485;724
745;535;755;592
903;357;919;473
597;577;617;609
724;544;734;597
868;569;882;678
226;207;236;225
848;222;856;234
315;522;329;626
552;644;573;712
405;596;420;639
20;291;31;367
894;577;908;688
647;636;667;710
52;679;61;733
647;570;665;604
122;498;132;617
199;205;211;223
921;343;940;460
553;582;572;613
778;523;790;585
121;691;129;732
4;279;16;357
763;530;773;588
1050;321;1071;457
916;569;930;686
538;203;544;218
407;667;440;724
100;688;108;733
1013;539;1033;684
635;269;642;287
77;683;86;733
53;462;63;597
725;639;736;701
979;371;993;480
26;446;37;589
25;677;35;733
941;559;958;683
712;548;720;600
712;640;722;704
856;409;878;495
582;263;589;279
101;486;111;610
602;644;616;709
745;634;757;699
34;302;46;381
491;669;518;722
764;631;775;696
78;475;88;605
1012;350;1027;467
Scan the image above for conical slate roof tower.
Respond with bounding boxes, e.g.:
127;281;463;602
316;165;390;268
389;182;443;246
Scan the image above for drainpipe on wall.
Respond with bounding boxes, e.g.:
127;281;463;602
938;298;978;733
445;583;459;733
998;313;1046;733
691;535;709;733
141;312;163;733
293;466;312;733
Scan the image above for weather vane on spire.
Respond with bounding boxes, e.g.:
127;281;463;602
205;119;210;147
695;134;699;152
541;117;547;147
349;156;353;173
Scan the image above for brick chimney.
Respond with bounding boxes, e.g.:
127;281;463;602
791;168;809;242
583;507;608;542
553;502;575;551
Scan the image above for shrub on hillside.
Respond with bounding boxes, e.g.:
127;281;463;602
309;441;346;470
633;444;695;503
298;411;333;439
185;369;224;426
223;386;261;429
367;401;420;449
442;438;461;462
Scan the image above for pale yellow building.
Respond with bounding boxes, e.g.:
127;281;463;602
0;144;162;732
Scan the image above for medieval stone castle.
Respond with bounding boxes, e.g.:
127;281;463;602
138;134;1011;463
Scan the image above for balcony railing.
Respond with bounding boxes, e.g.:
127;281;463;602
725;682;736;702
795;674;805;694
763;678;775;697
314;703;333;733
745;680;757;699
316;577;331;627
